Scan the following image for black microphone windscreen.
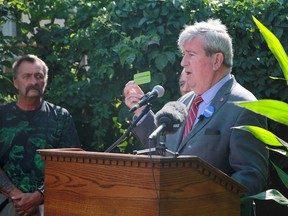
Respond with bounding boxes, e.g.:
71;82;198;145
155;101;187;133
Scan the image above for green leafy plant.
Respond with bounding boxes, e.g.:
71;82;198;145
236;16;288;206
1;0;287;154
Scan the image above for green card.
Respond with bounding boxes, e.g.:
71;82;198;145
134;71;151;85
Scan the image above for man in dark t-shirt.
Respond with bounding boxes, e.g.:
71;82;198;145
0;54;80;216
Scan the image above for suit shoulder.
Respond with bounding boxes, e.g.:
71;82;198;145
231;82;258;101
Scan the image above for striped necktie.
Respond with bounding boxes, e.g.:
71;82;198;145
183;95;203;139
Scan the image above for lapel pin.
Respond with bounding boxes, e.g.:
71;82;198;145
203;105;214;118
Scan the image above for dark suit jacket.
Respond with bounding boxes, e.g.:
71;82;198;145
133;76;269;216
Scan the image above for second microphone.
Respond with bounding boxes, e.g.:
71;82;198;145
129;85;165;113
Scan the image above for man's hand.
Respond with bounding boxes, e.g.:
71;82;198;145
123;80;145;116
11;191;42;216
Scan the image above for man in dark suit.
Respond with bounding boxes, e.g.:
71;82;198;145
123;19;268;216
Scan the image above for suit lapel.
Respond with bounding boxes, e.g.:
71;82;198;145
176;77;236;153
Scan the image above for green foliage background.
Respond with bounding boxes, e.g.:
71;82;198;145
1;0;288;153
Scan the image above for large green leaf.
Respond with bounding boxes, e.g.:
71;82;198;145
253;16;288;85
235;100;288;126
155;53;169;71
241;189;288;206
233;125;287;148
271;161;288;189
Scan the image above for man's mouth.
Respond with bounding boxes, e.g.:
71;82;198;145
25;86;43;96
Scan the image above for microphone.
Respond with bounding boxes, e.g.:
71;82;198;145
129;85;165;113
149;101;187;139
198;114;204;121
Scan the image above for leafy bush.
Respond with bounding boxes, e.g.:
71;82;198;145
1;0;288;153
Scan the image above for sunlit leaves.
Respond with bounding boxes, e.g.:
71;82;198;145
233;125;287;147
235;100;288;125
241;189;288;206
253;16;288;84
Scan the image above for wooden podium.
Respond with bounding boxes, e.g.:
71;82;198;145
37;148;247;216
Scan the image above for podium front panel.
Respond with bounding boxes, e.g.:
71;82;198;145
38;149;246;216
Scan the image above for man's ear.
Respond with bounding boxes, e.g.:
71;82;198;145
212;52;224;70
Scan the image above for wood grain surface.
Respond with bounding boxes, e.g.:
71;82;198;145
38;149;246;216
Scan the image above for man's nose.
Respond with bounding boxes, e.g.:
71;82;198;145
29;76;38;85
180;55;189;67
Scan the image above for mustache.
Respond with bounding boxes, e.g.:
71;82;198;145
25;85;43;96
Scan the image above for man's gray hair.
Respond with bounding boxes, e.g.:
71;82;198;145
178;19;233;67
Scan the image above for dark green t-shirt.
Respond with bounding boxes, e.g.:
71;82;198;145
0;101;80;192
